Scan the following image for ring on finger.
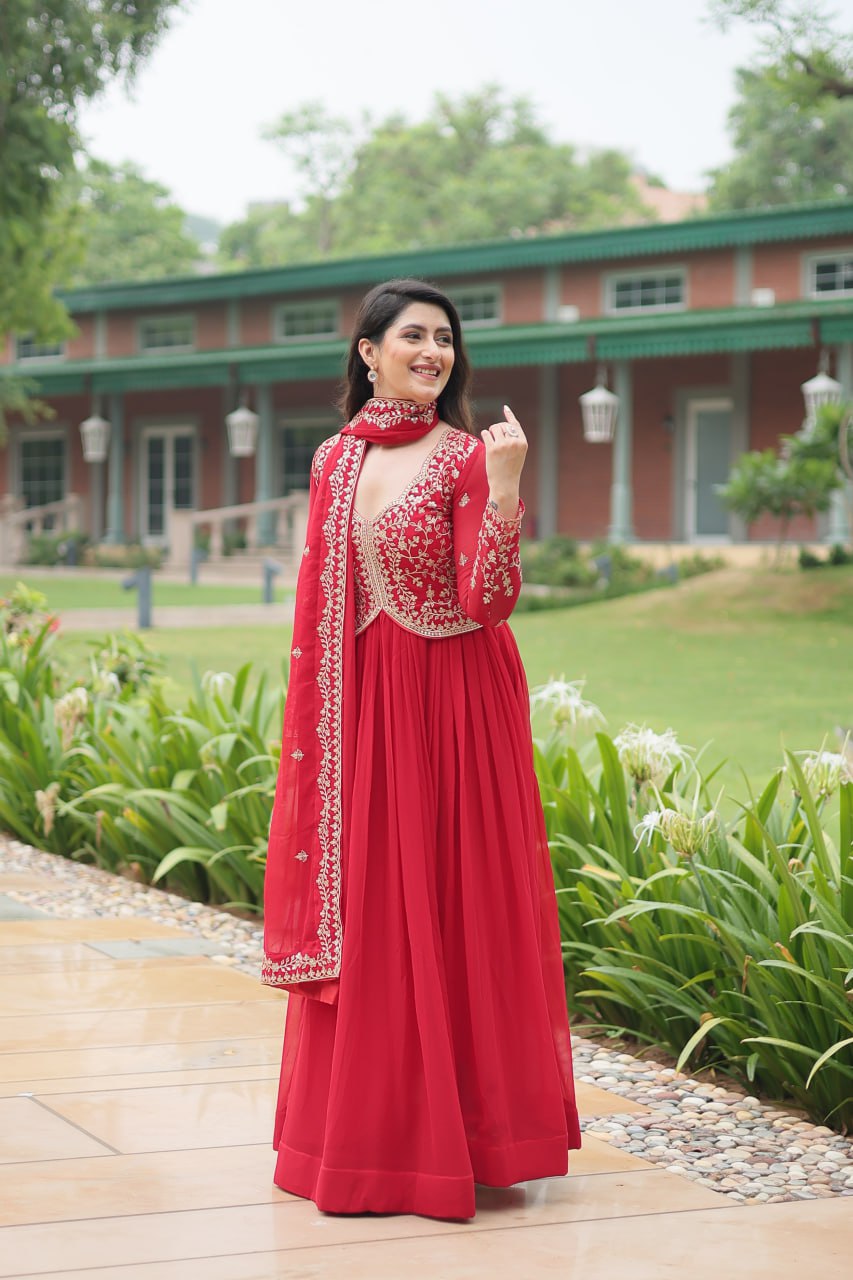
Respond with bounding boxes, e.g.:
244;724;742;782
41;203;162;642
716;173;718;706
505;427;519;437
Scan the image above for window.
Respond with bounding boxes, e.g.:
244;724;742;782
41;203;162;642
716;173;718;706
809;253;853;298
279;420;335;494
20;434;66;514
275;302;339;342
606;270;685;314
448;287;501;327
138;314;195;353
15;337;66;361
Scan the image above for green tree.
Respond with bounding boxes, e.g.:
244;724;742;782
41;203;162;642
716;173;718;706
219;87;652;269
708;1;853;207
0;0;182;433
71;159;200;285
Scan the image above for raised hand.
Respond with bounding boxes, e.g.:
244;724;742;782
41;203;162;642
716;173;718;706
480;405;527;518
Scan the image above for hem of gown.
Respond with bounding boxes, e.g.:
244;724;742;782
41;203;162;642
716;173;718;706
273;1133;571;1220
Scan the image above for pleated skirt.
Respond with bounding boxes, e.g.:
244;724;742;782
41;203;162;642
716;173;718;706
273;612;581;1220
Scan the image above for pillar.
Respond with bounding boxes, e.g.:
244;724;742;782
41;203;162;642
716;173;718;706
537;366;559;539
104;392;125;544
254;383;275;545
608;360;635;543
823;344;852;545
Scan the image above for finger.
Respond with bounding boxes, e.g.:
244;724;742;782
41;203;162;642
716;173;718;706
503;404;522;427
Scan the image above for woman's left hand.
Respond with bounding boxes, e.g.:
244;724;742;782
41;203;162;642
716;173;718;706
481;405;527;516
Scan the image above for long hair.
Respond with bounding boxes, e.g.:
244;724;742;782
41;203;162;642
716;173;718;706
340;278;474;432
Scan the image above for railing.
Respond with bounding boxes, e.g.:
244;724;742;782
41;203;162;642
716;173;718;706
0;494;83;564
167;493;310;574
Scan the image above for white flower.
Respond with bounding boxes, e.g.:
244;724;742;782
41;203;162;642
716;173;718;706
35;781;61;837
634;805;717;859
529;677;606;734
54;686;89;750
614;723;691;788
91;669;122;699
202;671;235;700
798;749;853;799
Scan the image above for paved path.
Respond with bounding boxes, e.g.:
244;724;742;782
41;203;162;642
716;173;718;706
0;846;848;1278
56;603;295;632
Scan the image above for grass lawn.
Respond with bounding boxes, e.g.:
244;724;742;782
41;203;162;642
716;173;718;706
0;573;291;610
34;564;853;797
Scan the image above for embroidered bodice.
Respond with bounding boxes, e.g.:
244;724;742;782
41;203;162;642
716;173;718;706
342;428;524;637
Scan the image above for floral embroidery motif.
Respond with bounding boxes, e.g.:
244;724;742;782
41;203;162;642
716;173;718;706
349;397;437;433
469;500;525;608
302;545;309;557
458;492;470;507
458;552;469;567
291;647;303;659
291;749;304;761
295;849;308;862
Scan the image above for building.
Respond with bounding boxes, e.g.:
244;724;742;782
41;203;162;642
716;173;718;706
2;199;852;559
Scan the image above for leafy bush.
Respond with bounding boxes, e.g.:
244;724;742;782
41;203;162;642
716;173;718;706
25;532;90;566
532;686;853;1131
89;543;162;569
799;546;824;570
520;536;598;588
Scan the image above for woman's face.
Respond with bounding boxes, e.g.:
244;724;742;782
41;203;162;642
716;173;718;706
361;302;455;404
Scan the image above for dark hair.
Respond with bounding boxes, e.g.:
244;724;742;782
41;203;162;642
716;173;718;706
340;278;474;432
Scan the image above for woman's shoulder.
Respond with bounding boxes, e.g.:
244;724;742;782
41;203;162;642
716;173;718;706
436;424;483;485
311;432;343;483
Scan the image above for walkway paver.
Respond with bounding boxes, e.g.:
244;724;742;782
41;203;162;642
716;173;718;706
0;849;849;1279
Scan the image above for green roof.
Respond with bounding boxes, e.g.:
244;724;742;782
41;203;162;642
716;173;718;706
58;199;853;314
6;299;852;395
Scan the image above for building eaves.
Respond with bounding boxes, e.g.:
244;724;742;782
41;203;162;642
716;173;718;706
5;299;851;395
57;200;853;315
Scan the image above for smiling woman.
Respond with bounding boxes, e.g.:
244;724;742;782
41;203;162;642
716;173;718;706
262;277;581;1220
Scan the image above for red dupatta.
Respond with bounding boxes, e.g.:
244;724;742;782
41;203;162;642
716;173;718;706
262;397;439;1003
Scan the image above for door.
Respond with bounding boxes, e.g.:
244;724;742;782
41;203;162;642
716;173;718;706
141;426;196;544
685;399;732;540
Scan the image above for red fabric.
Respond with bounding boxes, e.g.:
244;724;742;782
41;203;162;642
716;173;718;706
263;398;441;1002
270;417;581;1220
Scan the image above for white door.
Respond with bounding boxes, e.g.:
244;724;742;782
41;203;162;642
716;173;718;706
141;426;196;544
685;399;733;541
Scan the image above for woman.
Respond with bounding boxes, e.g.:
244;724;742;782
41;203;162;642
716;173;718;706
263;278;581;1221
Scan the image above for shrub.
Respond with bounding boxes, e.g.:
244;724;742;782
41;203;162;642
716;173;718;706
90;544;162;569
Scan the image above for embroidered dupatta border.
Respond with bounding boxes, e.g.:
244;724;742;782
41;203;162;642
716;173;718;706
261;437;364;988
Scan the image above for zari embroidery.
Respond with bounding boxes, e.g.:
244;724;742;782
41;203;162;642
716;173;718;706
351;430;485;639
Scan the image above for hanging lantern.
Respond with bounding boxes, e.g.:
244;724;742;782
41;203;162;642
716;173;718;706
801;360;842;431
79;414;111;463
225;402;259;457
580;368;619;443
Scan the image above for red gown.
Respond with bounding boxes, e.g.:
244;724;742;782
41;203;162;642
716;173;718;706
272;426;581;1220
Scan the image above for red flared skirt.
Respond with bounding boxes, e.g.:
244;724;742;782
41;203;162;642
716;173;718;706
273;613;581;1220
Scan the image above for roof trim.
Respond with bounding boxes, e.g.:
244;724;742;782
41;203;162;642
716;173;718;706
5;300;852;394
58;200;853;314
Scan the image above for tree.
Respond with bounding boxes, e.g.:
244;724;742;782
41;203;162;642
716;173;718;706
219;87;653;269
71;159;201;285
718;406;845;559
708;1;853;207
0;1;182;433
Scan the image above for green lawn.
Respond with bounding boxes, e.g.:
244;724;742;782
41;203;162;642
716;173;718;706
32;564;853;797
0;573;291;609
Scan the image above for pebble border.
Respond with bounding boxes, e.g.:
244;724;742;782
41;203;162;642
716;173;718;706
2;835;852;1206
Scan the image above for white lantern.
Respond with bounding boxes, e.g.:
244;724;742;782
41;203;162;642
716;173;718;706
801;368;842;430
79;414;111;463
226;403;259;457
580;382;619;443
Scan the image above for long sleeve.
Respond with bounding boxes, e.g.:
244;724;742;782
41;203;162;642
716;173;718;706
452;443;524;627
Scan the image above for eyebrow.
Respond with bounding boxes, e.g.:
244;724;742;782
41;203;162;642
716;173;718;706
397;322;453;334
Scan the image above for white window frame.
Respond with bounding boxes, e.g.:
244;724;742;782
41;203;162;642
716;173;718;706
603;265;687;316
447;284;503;328
14;337;66;363
137;313;196;355
273;300;340;343
804;248;853;299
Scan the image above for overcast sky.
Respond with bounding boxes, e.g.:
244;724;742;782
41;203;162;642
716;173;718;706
77;0;853;225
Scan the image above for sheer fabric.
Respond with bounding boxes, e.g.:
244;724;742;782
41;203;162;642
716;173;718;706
269;420;581;1220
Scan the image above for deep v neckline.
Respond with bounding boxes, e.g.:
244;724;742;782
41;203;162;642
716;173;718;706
353;428;451;525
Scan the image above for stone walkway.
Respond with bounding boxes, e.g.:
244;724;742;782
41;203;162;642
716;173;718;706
0;837;850;1279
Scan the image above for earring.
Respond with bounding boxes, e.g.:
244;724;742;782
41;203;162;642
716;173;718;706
367;370;378;384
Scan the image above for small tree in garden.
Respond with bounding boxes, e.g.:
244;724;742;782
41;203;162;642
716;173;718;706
719;404;848;559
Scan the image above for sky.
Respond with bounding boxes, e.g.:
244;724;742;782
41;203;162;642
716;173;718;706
76;0;853;226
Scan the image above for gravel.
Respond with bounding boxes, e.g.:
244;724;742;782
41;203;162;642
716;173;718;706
3;833;852;1207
